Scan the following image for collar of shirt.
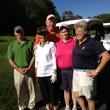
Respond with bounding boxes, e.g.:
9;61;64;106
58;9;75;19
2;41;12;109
77;36;90;46
39;41;49;46
15;39;27;46
60;38;73;44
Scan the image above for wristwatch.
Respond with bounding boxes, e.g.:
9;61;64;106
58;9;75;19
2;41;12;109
95;69;99;74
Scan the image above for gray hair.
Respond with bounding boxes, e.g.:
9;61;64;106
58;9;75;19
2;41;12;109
74;20;88;31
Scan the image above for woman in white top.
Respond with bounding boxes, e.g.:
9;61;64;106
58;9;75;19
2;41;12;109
33;27;58;110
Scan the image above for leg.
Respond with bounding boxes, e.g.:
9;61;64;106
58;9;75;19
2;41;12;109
64;90;70;109
38;77;52;110
14;69;27;110
51;82;59;110
72;92;77;110
73;92;87;110
27;73;36;109
87;98;95;110
57;69;64;106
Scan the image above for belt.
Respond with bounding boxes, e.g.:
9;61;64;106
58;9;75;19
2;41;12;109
74;69;91;72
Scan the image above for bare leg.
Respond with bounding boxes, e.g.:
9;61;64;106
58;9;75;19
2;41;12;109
53;105;58;110
72;92;77;110
64;90;70;108
87;99;95;110
73;92;86;110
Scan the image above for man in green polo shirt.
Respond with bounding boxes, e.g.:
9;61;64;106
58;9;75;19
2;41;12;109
7;26;36;110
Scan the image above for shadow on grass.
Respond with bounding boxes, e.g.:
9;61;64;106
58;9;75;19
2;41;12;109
35;100;45;110
0;39;7;43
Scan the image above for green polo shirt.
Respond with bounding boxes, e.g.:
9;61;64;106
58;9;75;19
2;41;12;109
7;39;34;68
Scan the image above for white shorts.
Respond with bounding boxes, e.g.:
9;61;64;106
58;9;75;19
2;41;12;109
72;69;97;99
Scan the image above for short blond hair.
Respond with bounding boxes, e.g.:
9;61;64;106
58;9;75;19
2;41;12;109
74;20;88;31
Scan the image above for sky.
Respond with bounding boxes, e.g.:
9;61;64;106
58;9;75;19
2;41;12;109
52;0;110;18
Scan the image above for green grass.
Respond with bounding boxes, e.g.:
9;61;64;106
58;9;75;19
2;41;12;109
0;36;34;110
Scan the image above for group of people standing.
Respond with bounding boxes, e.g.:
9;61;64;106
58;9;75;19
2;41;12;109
7;14;110;110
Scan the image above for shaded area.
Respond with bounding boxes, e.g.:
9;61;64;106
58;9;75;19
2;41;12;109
0;39;7;43
97;59;110;110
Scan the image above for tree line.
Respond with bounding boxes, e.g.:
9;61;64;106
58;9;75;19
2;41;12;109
0;0;60;35
0;0;110;35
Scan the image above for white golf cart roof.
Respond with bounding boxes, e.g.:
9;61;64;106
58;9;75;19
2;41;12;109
56;18;102;28
103;23;110;28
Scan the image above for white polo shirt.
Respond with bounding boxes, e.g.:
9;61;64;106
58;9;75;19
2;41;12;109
34;42;56;77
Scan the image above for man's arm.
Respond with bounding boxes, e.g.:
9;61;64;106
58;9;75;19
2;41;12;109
95;51;110;73
28;56;35;70
87;51;110;77
8;59;25;74
25;56;35;73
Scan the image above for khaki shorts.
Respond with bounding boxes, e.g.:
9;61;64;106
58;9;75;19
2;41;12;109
72;69;97;99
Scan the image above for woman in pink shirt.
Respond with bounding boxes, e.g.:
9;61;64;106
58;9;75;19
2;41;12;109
56;25;76;110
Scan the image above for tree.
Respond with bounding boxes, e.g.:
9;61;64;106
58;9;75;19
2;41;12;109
17;0;60;30
61;11;83;21
22;0;61;35
74;15;83;19
62;11;75;21
94;13;110;23
0;0;26;35
0;0;60;35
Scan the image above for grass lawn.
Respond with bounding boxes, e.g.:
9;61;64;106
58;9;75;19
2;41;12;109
0;36;34;110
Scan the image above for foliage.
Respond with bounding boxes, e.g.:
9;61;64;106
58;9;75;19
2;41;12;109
94;13;110;23
0;0;26;35
61;10;83;21
20;0;58;24
0;0;60;35
62;11;75;21
75;15;83;19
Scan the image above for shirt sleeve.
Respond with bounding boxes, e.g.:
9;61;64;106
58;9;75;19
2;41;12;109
7;43;14;60
92;39;106;55
29;41;34;56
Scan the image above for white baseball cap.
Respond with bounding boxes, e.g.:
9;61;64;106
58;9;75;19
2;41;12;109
59;24;68;31
46;14;56;20
14;26;23;33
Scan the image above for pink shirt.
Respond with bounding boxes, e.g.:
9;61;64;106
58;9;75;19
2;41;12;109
56;38;76;69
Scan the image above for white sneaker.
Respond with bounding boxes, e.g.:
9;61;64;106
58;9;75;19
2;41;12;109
53;105;58;110
65;107;71;110
72;106;77;110
46;104;50;110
